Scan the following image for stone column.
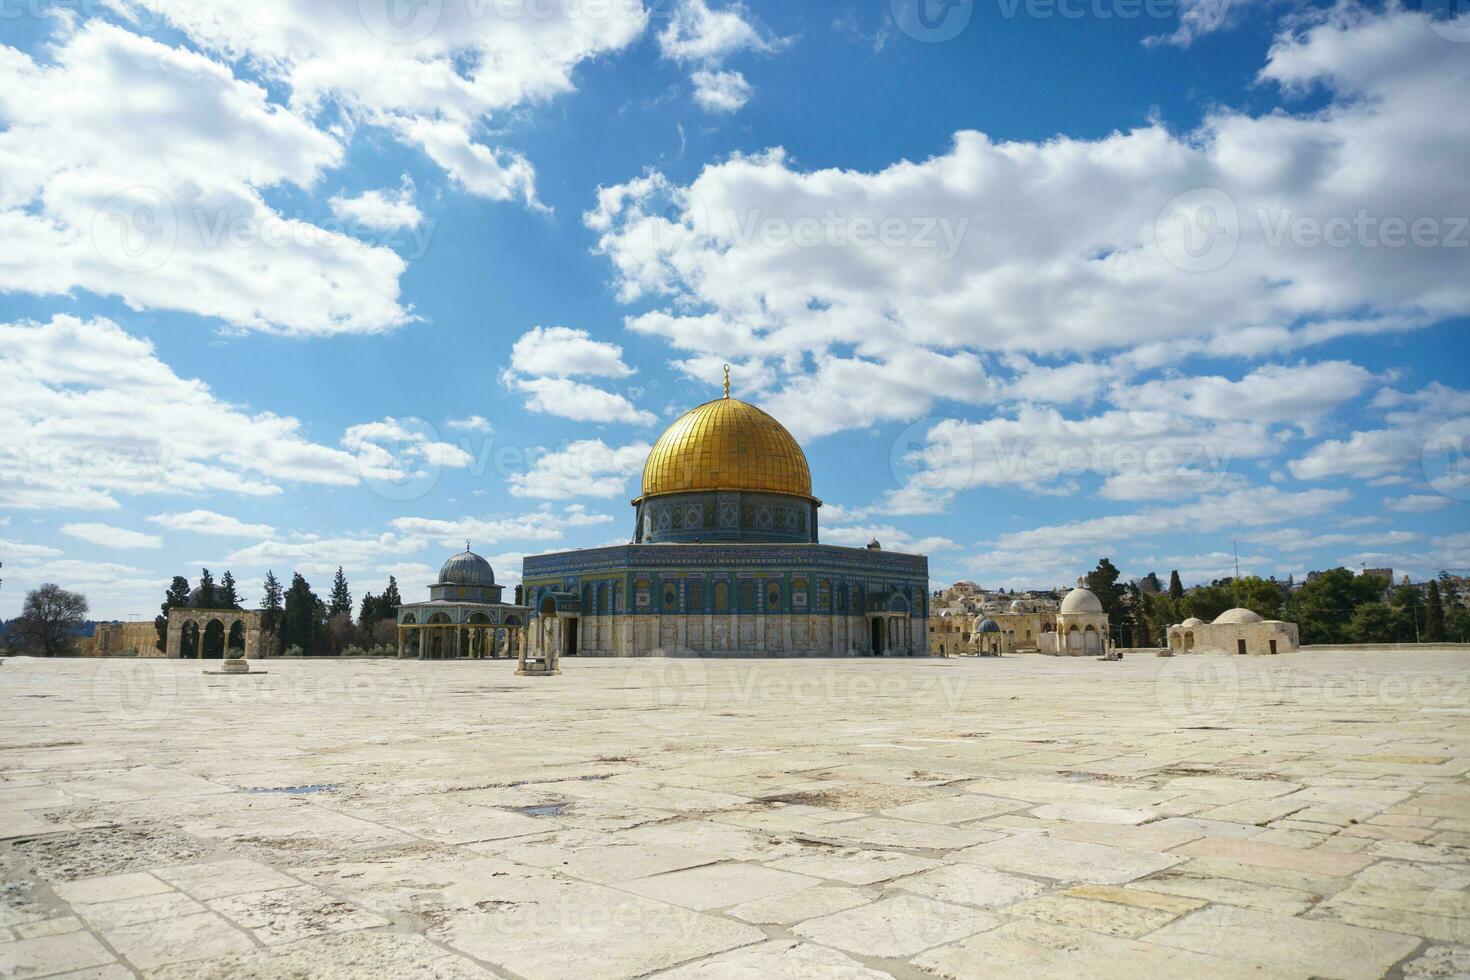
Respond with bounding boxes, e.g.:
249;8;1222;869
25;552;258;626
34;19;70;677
245;628;260;660
166;626;182;659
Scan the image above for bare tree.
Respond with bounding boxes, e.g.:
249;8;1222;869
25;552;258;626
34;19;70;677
13;584;89;657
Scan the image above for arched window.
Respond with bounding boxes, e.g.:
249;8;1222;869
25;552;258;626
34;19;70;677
766;581;782;611
662;583;678;613
739;581;758;613
714;581;730;613
685;580;704;614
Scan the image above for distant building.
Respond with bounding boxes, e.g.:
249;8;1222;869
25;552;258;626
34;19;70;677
1362;567;1394;585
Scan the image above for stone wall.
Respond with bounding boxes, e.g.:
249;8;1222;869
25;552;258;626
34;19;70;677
89;622;163;658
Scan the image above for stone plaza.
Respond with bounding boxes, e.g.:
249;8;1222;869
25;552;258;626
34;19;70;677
1;650;1467;979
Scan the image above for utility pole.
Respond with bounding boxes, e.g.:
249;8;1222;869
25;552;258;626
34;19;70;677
1233;541;1240;580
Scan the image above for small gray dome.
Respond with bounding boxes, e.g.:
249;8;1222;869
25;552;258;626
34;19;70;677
438;550;495;587
187;586;206;608
1214;608;1263;625
978;618;1001;634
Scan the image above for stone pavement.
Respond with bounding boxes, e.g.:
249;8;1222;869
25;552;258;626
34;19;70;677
1;650;1467;979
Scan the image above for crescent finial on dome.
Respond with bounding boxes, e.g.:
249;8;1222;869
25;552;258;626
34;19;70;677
723;363;731;399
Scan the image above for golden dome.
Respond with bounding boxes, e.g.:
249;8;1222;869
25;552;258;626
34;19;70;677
640;389;815;501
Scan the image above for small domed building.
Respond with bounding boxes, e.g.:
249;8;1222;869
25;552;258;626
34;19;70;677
521;371;930;658
1167;608;1299;655
1038;587;1110;656
396;547;531;659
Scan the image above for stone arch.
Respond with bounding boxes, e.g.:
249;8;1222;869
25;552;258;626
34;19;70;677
1084;624;1102;655
181;619;200;658
227;621;246;655
1183;630;1195;652
401;612;417;625
202;619;226;659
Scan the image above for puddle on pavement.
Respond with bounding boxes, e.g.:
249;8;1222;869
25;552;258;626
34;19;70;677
511;803;570;817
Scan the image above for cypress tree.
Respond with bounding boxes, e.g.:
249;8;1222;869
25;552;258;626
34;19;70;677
1168;570;1185;599
1426;580;1446;643
328;567;353;622
156;576;191;652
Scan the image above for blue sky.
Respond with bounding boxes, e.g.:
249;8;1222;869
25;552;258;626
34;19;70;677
1;0;1467;619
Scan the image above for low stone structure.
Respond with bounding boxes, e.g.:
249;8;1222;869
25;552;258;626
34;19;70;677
89;621;162;657
166;607;262;659
1167;608;1300;655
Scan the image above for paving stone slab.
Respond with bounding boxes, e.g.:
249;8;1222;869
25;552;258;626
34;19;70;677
1147;903;1422;979
955;834;1181;884
792;893;1000;958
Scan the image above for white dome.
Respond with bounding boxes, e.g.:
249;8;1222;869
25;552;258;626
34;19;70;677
1180;617;1204;628
1010;600;1025;612
1214;608;1263;625
1060;588;1103;614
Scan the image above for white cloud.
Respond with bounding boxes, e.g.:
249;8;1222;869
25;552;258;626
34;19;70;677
503;376;657;426
883;406;1275;512
388;513;569;548
145;510;275;537
1241;527;1421;553
110;0;648;206
510;326;636;379
1291;381;1470;482
503;326;653;425
658;0;782;113
1146;0;1266;48
989;486;1350;552
342;417;475;473
0;537;64;561
329;178;423;232
692;69;753;113
0;315;482;510
445;415;494;434
658;0;773;62
61;522;163;550
1385;494;1453;514
508;440;650;500
1118;361;1375;432
590;10;1470;438
0;22;412;336
822;524;957;555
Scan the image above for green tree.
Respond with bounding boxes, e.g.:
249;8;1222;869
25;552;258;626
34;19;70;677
218;571;242;610
261;571;284;637
1181;581;1235;624
1124;582;1151;646
328;567;353;622
155;575;190;653
1168;570;1185;599
1231;576;1284;621
1438;571;1462;609
1389;585;1426;643
1084;558;1132;646
13;584;89;656
1288;568;1387;645
1348;602;1395;643
382;575;402;610
197;568;216;610
1426;580;1446;643
281;574;325;656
